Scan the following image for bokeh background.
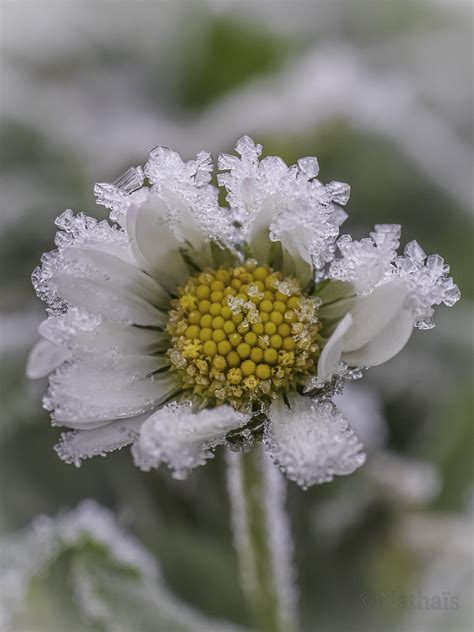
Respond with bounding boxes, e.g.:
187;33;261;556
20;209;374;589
0;1;473;631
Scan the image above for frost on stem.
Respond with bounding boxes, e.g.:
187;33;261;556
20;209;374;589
226;448;298;632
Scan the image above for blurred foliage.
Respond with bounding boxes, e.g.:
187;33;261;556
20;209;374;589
178;15;289;110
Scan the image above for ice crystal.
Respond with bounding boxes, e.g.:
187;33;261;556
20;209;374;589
94;165;145;221
395;241;461;329
264;397;366;488
329;224;401;294
132;402;248;478
217;135;349;269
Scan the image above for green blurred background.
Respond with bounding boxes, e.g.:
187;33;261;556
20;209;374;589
0;1;473;630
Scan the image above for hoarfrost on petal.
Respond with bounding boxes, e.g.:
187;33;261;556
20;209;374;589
45;355;177;428
217;136;348;277
329;224;401;295
264;394;366;488
132;402;248;478
395;240;460;329
54;414;151;466
94;165;145;222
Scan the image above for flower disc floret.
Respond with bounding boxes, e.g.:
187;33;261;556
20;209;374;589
167;261;321;409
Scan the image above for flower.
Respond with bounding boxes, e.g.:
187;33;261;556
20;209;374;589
27;137;460;487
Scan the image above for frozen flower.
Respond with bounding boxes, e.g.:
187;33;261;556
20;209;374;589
27;137;459;487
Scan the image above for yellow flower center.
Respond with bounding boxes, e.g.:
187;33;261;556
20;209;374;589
166;260;321;409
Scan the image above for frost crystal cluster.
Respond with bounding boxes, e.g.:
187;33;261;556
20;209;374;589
28;136;460;488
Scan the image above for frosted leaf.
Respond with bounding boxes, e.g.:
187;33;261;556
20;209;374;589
0;501;241;632
94;166;145;222
217;136;348;271
54;414;150;466
329;224;401;294
395;240;460;329
0;501;158;630
264;395;366;488
132;402;248;478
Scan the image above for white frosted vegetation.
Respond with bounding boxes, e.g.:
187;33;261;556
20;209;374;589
0;501;242;632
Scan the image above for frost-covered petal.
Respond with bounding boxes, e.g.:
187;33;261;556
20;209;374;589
329;225;401;295
341;279;408;352
317;313;353;383
52;275;167;327
218;136;348;282
26;339;72;379
132;402;248;479
342;307;414;367
264;394;366;488
126;194;190;292
394;241;461;329
46;355;178;428
33;215;168;326
39;310;169;355
54;414;150;466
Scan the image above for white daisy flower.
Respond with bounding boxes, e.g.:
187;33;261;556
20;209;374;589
27;136;460;487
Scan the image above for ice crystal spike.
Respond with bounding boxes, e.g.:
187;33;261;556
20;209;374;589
94;166;144;219
326;181;351;205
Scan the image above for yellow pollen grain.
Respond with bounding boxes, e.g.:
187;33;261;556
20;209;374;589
241;360;256;376
202;340;217;357
217;340;232;356
199;328;213;342
264;322;277;335
223;320;236;334
226;350;240;367
185;325;200;339
256;364;271;380
237;343;251;359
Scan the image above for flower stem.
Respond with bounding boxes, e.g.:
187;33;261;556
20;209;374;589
226;446;298;632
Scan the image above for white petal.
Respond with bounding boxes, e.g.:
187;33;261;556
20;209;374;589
54;414;150;466
126;195;189;292
317;313;353;383
46;356;178;428
341;279;408;352
265;394;366;488
342;308;413;367
26;339;72;379
65;245;170;308
39;313;169;355
53;275;167;327
132;402;248;479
